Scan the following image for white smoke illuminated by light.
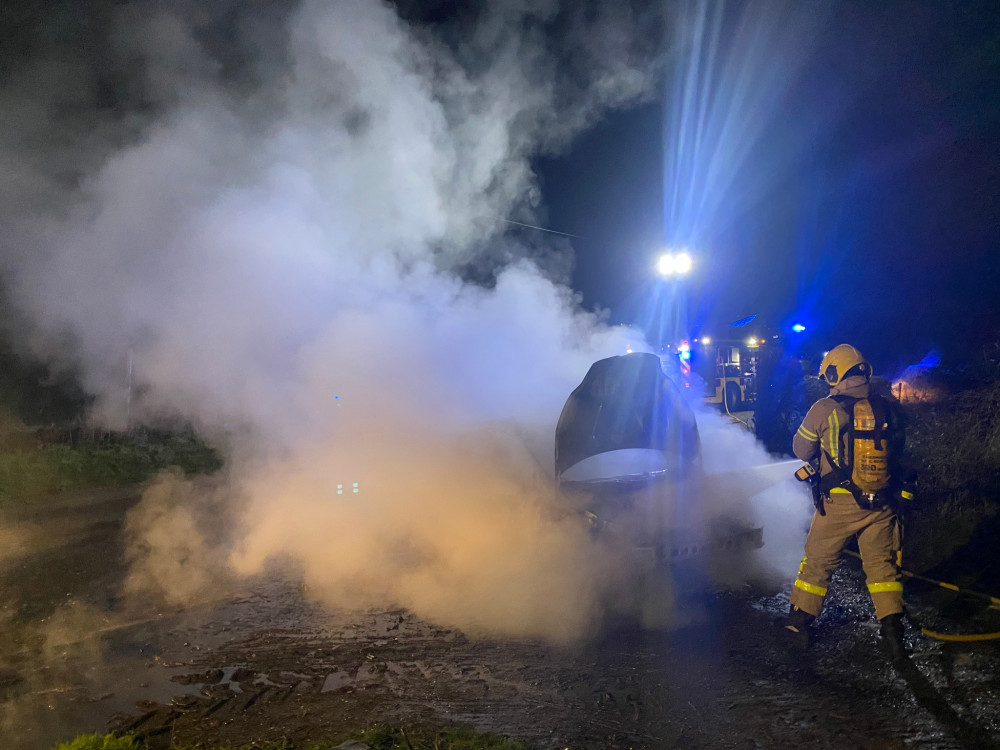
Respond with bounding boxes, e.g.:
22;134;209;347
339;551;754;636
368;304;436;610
0;0;811;641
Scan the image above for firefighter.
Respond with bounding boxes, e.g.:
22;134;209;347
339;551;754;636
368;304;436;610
784;344;910;662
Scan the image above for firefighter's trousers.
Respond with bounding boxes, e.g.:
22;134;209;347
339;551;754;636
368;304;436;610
790;490;903;620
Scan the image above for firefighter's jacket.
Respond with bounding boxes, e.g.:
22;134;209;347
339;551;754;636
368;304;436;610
792;376;904;490
790;375;907;620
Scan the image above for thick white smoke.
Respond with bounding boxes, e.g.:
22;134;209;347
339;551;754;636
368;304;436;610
2;0;658;434
0;0;809;641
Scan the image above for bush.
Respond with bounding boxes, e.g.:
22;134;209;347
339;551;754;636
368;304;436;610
903;379;1000;507
895;357;1000;573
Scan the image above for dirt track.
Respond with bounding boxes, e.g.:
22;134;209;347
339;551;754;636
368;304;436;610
2;488;999;750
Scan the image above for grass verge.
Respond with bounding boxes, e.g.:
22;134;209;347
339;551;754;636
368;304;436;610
0;431;222;504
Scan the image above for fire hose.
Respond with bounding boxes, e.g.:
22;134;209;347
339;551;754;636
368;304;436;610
843;549;1000;642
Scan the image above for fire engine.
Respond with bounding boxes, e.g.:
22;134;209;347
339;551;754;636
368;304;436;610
686;336;766;411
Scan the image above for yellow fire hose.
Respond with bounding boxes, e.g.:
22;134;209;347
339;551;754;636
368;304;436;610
843;549;1000;642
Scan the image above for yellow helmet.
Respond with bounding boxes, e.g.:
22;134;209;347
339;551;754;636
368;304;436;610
820;343;872;385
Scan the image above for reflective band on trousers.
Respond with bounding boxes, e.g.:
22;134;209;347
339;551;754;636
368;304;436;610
794;578;828;597
901;490;915;500
867;581;903;594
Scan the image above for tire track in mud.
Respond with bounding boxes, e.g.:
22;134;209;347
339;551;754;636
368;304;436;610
109;572;1000;750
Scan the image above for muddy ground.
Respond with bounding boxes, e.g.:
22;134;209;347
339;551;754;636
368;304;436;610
1;488;999;750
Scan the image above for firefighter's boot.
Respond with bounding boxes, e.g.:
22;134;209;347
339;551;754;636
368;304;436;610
784;605;814;649
879;613;909;663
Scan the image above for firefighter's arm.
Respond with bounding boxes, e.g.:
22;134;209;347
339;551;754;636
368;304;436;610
792;405;823;462
886;396;916;504
792;405;825;514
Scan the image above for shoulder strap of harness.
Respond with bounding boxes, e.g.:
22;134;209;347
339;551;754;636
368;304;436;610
867;393;887;451
819;395;865;504
831;395;857;471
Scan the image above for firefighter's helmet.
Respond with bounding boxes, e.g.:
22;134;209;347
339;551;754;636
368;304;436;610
820;344;871;385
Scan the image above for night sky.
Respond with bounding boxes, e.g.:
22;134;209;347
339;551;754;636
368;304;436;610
2;0;999;383
536;1;1000;376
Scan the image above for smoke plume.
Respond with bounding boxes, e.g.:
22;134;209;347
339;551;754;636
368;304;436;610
0;0;808;641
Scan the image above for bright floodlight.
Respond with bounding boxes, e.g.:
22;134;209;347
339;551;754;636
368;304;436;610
792;323;806;333
655;250;693;277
